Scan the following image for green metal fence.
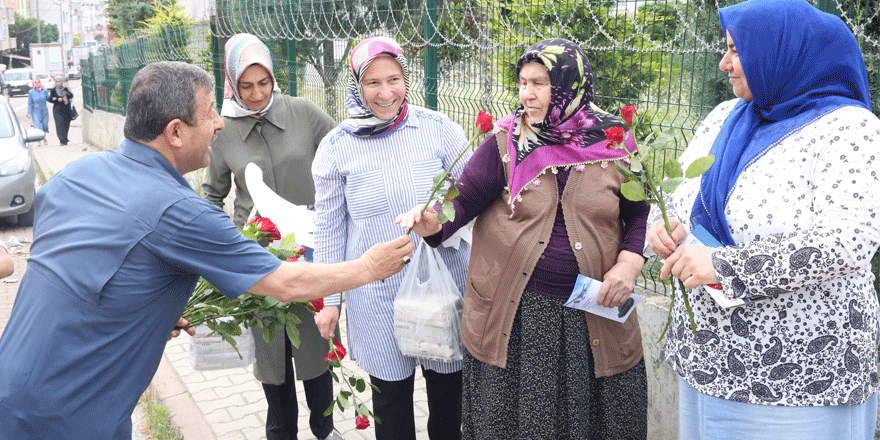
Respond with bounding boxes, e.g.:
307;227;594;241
81;0;880;295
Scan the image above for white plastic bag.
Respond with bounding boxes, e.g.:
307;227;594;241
189;318;256;371
393;240;464;362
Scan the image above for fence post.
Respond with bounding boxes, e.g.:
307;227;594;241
210;19;224;111
423;0;438;110
815;0;841;17
287;40;297;97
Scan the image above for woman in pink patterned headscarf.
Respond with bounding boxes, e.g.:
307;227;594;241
337;36;411;138
312;36;471;440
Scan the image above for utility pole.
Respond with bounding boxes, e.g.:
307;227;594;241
57;0;63;64
35;0;42;44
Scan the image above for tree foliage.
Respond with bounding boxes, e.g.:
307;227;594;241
106;0;157;38
114;0;194;66
9;13;59;68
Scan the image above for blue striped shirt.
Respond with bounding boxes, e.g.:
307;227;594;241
312;106;472;380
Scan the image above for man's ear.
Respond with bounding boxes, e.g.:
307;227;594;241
164;119;185;151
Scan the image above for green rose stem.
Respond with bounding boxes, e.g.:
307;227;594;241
607;122;701;341
640;175;697;342
404;129;484;236
405;111;494;236
324;353;378;424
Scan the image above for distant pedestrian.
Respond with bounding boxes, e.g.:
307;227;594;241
26;78;49;145
48;75;73;145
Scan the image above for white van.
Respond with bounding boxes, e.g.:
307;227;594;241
4;68;34;96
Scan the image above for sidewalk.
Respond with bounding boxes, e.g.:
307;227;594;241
31;122;434;440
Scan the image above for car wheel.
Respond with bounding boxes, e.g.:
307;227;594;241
17;204;34;227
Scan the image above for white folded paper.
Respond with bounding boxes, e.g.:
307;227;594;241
244;162;316;248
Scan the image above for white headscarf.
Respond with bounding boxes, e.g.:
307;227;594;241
220;33;282;118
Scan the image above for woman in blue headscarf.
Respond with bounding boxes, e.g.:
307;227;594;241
646;0;880;437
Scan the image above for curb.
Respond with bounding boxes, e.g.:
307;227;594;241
151;353;217;440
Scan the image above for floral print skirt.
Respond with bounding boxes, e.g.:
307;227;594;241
462;290;647;440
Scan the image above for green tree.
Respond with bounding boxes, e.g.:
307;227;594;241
106;0;156;38
139;0;194;63
9;13;59;68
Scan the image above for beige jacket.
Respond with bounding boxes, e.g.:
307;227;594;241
461;133;643;377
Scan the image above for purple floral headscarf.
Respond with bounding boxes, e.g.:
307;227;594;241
496;39;635;211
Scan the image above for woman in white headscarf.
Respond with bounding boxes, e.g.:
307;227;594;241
201;33;342;440
48;75;73;145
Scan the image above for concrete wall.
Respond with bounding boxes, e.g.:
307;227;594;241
637;288;678;440
81;108;125;151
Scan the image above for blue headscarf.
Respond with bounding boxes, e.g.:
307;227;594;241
691;0;872;246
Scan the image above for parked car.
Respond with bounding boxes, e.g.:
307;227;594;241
0;96;42;225
35;72;52;86
67;65;80;80
4;68;34;96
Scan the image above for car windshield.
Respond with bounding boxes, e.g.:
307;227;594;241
0;104;16;139
5;72;29;81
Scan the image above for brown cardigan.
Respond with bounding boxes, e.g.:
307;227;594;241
460;132;643;377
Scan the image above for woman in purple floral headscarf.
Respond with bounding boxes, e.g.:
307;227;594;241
399;38;649;439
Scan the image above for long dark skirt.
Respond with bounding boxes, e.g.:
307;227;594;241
462;290;648;440
52;104;71;144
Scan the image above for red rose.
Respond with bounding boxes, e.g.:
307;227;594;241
256;217;282;242
308;298;324;313
291;244;306;258
603;127;626;146
475;110;494;133
325;338;347;362
355;414;370;430
620;105;638;126
285;255;299;262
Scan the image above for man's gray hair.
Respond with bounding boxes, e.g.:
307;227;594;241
124;61;213;142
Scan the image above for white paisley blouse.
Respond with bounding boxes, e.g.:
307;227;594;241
647;99;880;406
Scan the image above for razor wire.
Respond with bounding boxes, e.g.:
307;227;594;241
100;0;879;71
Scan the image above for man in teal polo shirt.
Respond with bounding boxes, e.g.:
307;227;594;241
0;61;412;439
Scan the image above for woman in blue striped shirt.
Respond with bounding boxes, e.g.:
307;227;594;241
312;37;471;440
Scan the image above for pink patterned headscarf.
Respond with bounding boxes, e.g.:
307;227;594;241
338;37;410;138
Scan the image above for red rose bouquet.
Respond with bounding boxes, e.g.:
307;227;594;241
178;223;308;348
181;216;378;430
